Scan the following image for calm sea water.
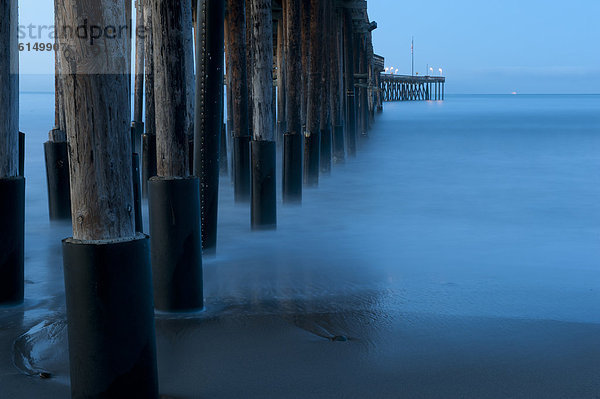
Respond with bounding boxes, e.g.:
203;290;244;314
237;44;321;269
5;93;600;397
16;93;600;324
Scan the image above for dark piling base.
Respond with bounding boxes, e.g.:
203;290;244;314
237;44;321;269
282;133;302;204
132;153;143;233
44;141;71;221
303;132;321;187
277;121;287;146
346;123;357;158
62;235;158;399
320;126;332;175
19;132;25;177
148;177;203;311
131;121;144;156
233;136;251;203
0;177;25;305
220;123;229;176
188;138;194;176
251;140;277;230
332;125;345;164
142;134;157;198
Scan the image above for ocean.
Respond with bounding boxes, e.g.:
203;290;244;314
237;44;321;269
2;93;600;398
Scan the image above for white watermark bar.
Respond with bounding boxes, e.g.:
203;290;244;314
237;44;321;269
16;0;147;75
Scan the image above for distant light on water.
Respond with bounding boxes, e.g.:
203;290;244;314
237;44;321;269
511;91;518;95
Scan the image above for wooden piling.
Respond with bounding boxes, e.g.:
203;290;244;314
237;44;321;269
0;0;24;305
300;0;310;128
228;0;251;202
282;0;303;203
330;7;344;164
319;0;333;175
276;17;286;143
304;0;324;187
250;0;277;228
152;0;191;177
142;0;157;197
57;1;158;395
148;0;203;311
0;0;18;180
195;0;225;251
133;0;145;125
184;1;195;142
343;9;357;157
59;7;135;240
245;0;254;136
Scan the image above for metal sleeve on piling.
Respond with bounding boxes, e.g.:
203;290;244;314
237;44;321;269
233;135;251;202
62;235;158;398
18;132;25;177
282;132;302;204
251;140;277;229
148;176;204;311
0;176;25;304
44;141;71;221
303;131;320;187
142;134;157;198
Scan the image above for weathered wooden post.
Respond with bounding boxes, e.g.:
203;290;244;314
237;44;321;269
304;0;323;187
224;14;232;177
148;0;203;312
343;8;357;157
132;0;145;156
245;0;254;137
0;0;24;305
319;0;332;175
195;0;225;251
183;1;195;176
282;0;302;203
142;0;157;198
300;0;310;128
250;0;277;229
331;6;345;164
57;1;158;396
228;0;251;202
359;36;369;135
276;12;286;144
43;0;71;221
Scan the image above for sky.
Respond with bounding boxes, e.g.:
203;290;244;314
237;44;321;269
367;0;600;93
16;0;600;94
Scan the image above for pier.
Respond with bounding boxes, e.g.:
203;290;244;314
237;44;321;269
0;0;446;396
380;73;446;101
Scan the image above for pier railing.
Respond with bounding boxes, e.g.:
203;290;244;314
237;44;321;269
380;74;446;102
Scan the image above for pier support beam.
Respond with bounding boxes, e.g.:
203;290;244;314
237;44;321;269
283;0;303;203
0;0;24;305
57;1;158;396
319;0;333;175
343;9;357;157
227;0;251;202
132;0;145;157
46;6;72;222
304;0;323;187
250;0;277;229
276;16;286;144
194;0;225;252
331;7;345;164
142;0;157;198
150;0;203;312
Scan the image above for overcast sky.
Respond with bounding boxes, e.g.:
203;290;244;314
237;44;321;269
17;0;600;94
